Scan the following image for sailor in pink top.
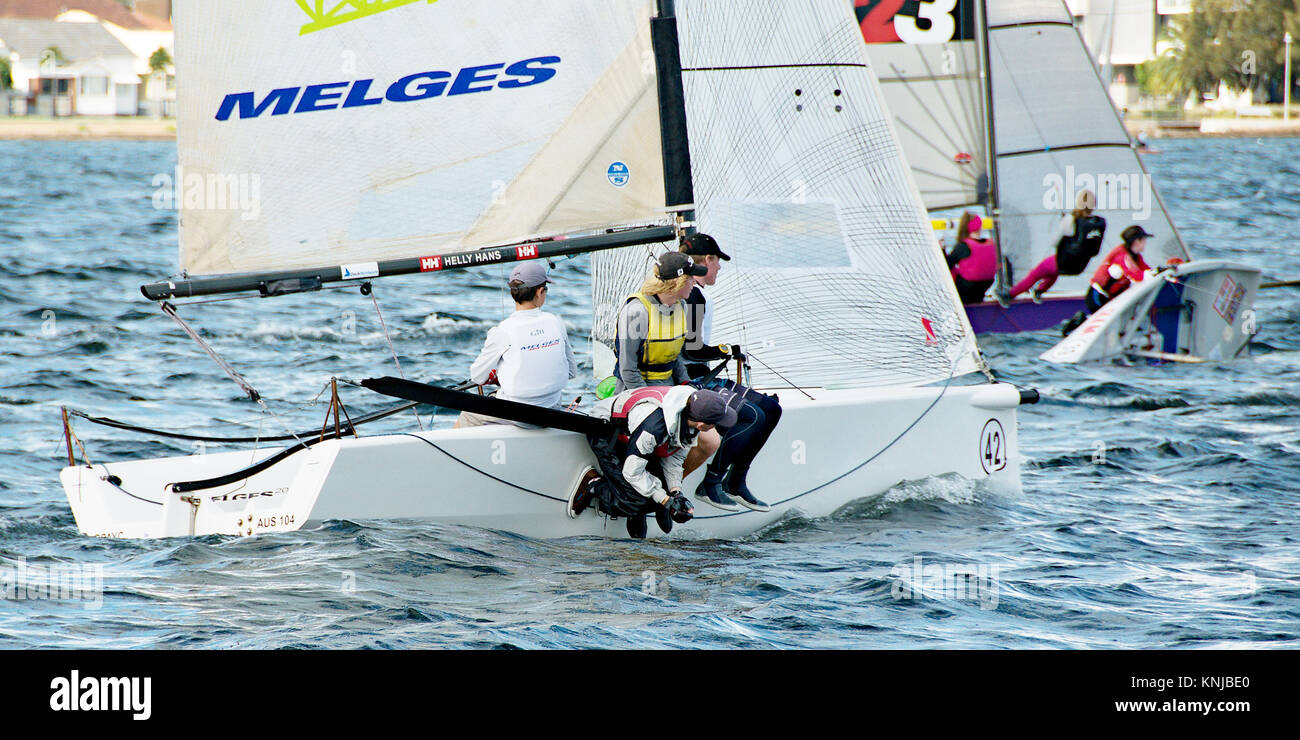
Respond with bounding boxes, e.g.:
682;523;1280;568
945;212;998;304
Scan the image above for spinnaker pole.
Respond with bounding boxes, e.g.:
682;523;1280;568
141;225;677;301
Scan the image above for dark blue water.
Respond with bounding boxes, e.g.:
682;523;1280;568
1;138;1297;648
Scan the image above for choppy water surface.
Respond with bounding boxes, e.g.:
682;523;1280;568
1;138;1297;649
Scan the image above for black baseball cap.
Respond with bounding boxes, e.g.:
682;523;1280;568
655;252;708;280
686;390;739;428
1122;225;1155;244
680;232;731;261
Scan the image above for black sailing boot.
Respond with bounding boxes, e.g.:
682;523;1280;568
1062;310;1088;336
626;512;648;539
694;467;740;512
725;466;771;512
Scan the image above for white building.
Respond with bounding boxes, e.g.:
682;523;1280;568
1064;0;1193;107
0;0;173;116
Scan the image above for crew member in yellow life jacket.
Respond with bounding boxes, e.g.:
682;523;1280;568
611;251;720;481
613;252;706;393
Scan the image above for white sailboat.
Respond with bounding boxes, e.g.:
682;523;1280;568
857;0;1260;356
1040;259;1261;364
59;0;1033;540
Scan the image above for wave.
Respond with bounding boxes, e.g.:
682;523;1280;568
1063;382;1192;410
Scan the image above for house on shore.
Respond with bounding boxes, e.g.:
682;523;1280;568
0;0;173;116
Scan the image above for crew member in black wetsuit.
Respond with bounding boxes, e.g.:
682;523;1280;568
1006;189;1107;303
678;233;782;513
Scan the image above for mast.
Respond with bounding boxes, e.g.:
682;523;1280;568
651;0;694;223
141;226;676;301
973;0;1005;292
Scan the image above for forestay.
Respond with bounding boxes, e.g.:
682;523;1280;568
175;0;667;275
989;0;1189;284
594;0;983;391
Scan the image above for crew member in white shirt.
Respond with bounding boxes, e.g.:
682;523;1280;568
456;261;577;427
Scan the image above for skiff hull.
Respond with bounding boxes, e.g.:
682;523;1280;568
60;383;1026;540
965;295;1086;334
1039;260;1261;364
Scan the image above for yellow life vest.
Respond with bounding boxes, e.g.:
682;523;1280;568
627;293;686;381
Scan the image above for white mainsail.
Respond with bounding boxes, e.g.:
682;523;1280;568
175;0;666;276
859;0;1188;295
989;0;1188;288
594;0;983;390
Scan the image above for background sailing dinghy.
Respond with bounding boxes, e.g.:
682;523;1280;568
1040;260;1261;364
59;0;1036;540
855;0;1260;339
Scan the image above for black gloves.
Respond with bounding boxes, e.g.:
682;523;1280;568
665;493;694;524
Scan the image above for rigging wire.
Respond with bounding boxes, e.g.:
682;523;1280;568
64;398;420;443
743;350;815;401
888;56;979;175
368;286;424;431
160;301;262;402
691;353;966;519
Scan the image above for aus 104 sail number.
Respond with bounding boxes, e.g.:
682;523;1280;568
254;513;295;529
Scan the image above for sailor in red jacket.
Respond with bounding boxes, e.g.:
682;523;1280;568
1086;225;1155;313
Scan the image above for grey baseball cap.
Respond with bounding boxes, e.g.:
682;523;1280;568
509;261;551;288
686;390;739;428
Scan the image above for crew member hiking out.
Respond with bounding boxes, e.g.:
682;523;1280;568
572;386;738;539
678;232;781;513
945;212;998;305
1006;189;1107;303
456;261;576;428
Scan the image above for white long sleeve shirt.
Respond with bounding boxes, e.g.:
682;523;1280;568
469;308;576;408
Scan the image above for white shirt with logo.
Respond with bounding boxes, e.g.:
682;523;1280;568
470;308;577;409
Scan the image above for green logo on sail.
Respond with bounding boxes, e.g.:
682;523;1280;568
296;0;438;36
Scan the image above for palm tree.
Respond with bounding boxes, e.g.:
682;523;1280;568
148;47;171;73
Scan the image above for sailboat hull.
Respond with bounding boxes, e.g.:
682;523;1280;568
1040;260;1261;364
60;383;1025;540
965;295;1086;334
